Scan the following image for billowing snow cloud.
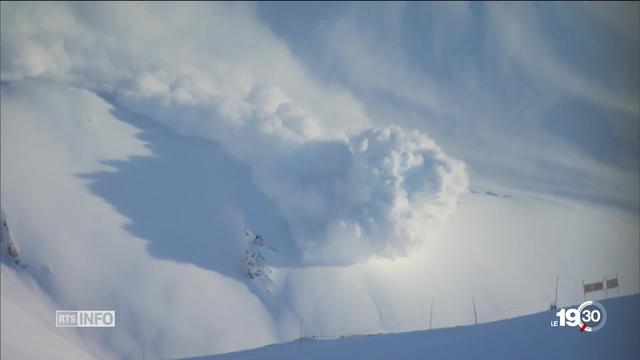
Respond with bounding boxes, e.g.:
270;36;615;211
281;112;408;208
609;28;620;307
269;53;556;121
275;126;468;263
1;2;467;263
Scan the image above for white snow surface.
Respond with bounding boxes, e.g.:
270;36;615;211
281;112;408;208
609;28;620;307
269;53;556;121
190;295;640;360
1;263;110;359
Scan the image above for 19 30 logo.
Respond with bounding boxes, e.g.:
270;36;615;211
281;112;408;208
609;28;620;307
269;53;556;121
550;301;606;332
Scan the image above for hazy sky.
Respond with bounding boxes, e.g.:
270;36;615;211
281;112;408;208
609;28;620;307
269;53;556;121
258;1;639;211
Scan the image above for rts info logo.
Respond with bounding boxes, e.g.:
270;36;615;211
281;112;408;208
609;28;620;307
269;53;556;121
56;310;115;328
550;301;607;332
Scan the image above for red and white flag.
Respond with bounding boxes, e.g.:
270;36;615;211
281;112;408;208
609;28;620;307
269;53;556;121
583;281;604;293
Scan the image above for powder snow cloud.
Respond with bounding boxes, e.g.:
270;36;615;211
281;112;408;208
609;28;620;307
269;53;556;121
1;2;467;263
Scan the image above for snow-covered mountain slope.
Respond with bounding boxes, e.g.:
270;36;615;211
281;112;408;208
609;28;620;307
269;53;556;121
0;263;111;359
1;3;639;360
190;295;640;360
1;81;280;359
1;78;639;359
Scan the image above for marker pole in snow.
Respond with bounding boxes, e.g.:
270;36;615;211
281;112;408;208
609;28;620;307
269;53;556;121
472;294;478;325
428;299;433;331
554;275;559;307
298;317;303;352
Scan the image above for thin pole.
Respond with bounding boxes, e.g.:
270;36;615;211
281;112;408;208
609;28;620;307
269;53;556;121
298;317;303;352
617;273;620;296
554;275;559;307
472;294;478;325
604;276;608;298
429;298;434;330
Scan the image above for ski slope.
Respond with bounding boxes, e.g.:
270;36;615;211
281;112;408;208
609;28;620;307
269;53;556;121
191;295;640;360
